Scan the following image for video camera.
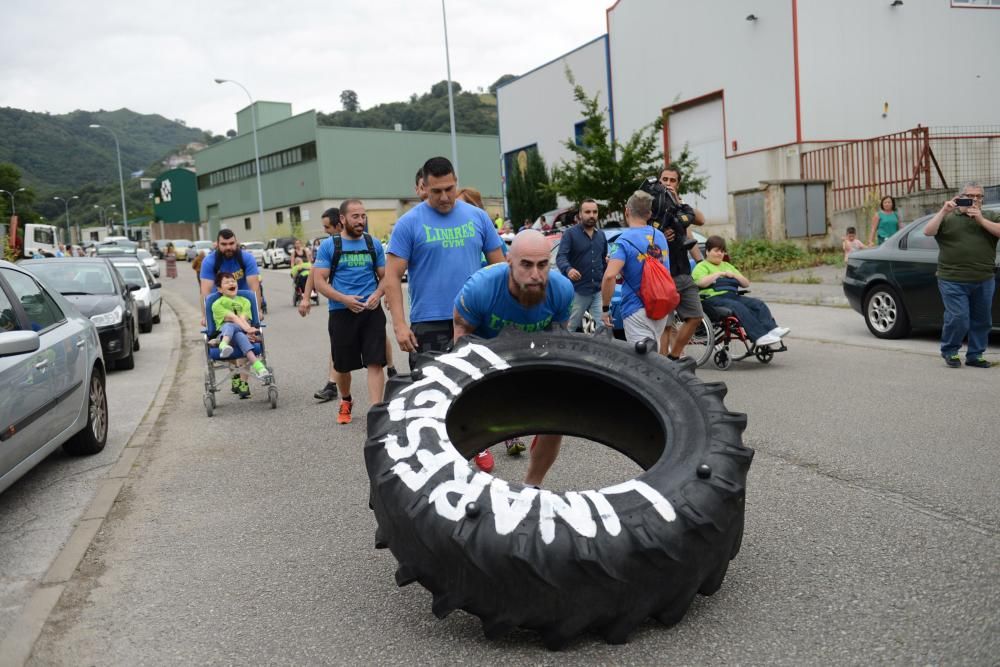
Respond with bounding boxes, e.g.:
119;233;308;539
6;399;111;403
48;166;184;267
637;175;698;249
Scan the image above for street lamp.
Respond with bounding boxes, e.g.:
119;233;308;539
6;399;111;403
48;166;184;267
214;78;265;233
89;124;129;237
441;0;459;178
0;187;27;218
53;195;79;245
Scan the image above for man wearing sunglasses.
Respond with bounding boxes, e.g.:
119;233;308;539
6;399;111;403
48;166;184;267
923;182;1000;368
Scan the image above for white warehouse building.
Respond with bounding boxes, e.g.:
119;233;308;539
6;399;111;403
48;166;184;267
498;0;1000;241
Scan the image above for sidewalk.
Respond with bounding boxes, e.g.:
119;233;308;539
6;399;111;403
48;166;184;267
751;264;848;308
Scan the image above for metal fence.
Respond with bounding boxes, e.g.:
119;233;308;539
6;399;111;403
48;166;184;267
800;126;1000;211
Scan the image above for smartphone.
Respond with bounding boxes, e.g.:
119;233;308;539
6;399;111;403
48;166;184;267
955;197;974;207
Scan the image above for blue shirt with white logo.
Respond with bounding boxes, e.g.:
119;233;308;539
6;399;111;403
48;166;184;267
454;263;574;339
609;226;670;321
314;235;386;312
387;200;503;323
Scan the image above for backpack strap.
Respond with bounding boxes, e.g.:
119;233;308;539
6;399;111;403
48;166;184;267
363;233;379;284
330;235;343;277
211;248;247;282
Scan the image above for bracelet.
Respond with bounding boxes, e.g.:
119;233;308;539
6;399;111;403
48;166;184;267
602;305;610;312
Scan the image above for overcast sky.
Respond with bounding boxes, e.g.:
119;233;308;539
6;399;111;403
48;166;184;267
2;0;612;135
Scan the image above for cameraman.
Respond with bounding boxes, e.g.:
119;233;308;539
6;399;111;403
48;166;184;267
923;181;1000;369
657;165;707;360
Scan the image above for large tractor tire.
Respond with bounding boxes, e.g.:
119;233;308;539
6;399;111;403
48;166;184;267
365;330;752;649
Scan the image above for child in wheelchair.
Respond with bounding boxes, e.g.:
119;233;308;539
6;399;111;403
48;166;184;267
212;272;271;385
692;236;789;349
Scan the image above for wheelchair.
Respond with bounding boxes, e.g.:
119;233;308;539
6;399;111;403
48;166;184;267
200;290;278;416
697;293;788;370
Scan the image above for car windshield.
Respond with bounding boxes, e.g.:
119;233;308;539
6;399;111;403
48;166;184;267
137;249;152;260
114;265;146;286
27;262;116;295
97;245;136;255
194;241;214;250
174;240;192;248
243;242;264;250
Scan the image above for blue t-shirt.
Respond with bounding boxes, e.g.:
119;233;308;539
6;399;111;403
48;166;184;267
199;250;260;291
609;226;671;321
454;263;574;339
387;200;503;323
314;235;386;312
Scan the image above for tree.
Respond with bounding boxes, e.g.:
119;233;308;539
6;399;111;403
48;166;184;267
489;74;517;94
225;129;237;138
547;69;664;217
340;90;360;113
505;148;556;224
430;80;462;98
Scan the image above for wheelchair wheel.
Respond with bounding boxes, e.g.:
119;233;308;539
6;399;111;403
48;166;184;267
268;386;279;409
671;314;714;368
714;349;732;370
204;394;214;418
754;347;774;364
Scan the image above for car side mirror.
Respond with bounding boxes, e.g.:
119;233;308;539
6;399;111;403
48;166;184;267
127;283;141;292
151;282;162;289
0;330;41;357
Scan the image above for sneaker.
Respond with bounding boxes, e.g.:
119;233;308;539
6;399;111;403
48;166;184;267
231;376;242;394
337;399;353;425
314;382;338;402
505;438;526;456
386;366;398;379
965;356;994;368
251;360;271;379
238;380;251;399
755;333;781;347
219;341;234;359
770;327;790;338
943;354;962;368
474;450;495;473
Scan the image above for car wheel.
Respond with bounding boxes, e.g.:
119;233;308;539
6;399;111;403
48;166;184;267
863;284;910;339
63;366;109;456
366;332;752;648
152;303;161;325
140;316;153;334
132;325;141;351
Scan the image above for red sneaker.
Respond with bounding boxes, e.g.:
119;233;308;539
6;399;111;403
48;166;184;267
474;450;495;473
337;399;353;425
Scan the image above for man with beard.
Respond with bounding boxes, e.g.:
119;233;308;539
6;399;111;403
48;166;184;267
313;199;387;424
556;198;608;332
453;230;574;487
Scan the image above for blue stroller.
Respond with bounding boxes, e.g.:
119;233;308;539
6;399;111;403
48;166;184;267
201;290;278;416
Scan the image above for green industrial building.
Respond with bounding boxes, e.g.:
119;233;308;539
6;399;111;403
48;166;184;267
194;102;502;241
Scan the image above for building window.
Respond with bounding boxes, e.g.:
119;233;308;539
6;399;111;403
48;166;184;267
289;206;301;223
951;0;1000;6
196;140;318;190
244;217;252;230
574;120;587;147
276;211;284;224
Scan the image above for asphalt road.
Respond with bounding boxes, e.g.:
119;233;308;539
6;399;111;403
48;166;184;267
0;300;178;641
22;266;1000;665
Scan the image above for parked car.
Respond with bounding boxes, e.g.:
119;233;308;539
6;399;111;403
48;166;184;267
19;258;141;370
263;236;296;269
843;205;1000;339
242;241;265;266
108;257;162;333
150;241;164;259
173;239;194;261
193;240;215;257
95;242;137;257
0;260;109;494
136;248;160;277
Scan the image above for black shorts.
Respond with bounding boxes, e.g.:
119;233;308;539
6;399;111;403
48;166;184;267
328;308;387;373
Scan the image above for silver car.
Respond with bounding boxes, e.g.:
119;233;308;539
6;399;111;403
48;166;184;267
137;248;159;278
0;261;109;495
108;258;162;333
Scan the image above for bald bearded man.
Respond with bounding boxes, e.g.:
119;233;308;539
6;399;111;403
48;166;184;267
453;230;575;487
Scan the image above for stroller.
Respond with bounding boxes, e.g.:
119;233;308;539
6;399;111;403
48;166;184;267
291;261;319;306
201;290;278;416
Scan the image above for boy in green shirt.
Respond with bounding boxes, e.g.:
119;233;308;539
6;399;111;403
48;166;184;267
212;273;271;395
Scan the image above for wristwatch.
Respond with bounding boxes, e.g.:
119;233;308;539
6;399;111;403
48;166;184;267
602;305;610;312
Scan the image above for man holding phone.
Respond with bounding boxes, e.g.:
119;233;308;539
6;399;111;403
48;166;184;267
923;182;1000;368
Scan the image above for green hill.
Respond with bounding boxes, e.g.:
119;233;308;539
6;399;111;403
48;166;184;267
0;107;207;192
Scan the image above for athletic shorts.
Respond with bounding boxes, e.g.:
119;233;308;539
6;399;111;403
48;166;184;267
328;307;387;373
623;308;668;349
668;274;704;324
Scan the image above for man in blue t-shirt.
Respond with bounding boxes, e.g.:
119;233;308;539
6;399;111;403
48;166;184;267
600;191;671;347
453;230;574;488
313;199;387;425
384;156;505;358
199;228;262;325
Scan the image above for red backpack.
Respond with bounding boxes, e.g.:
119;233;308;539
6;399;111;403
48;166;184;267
620;237;680;320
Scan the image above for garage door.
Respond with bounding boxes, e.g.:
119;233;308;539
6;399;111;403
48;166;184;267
668;98;728;225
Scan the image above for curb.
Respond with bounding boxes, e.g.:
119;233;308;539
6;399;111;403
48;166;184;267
0;296;187;667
